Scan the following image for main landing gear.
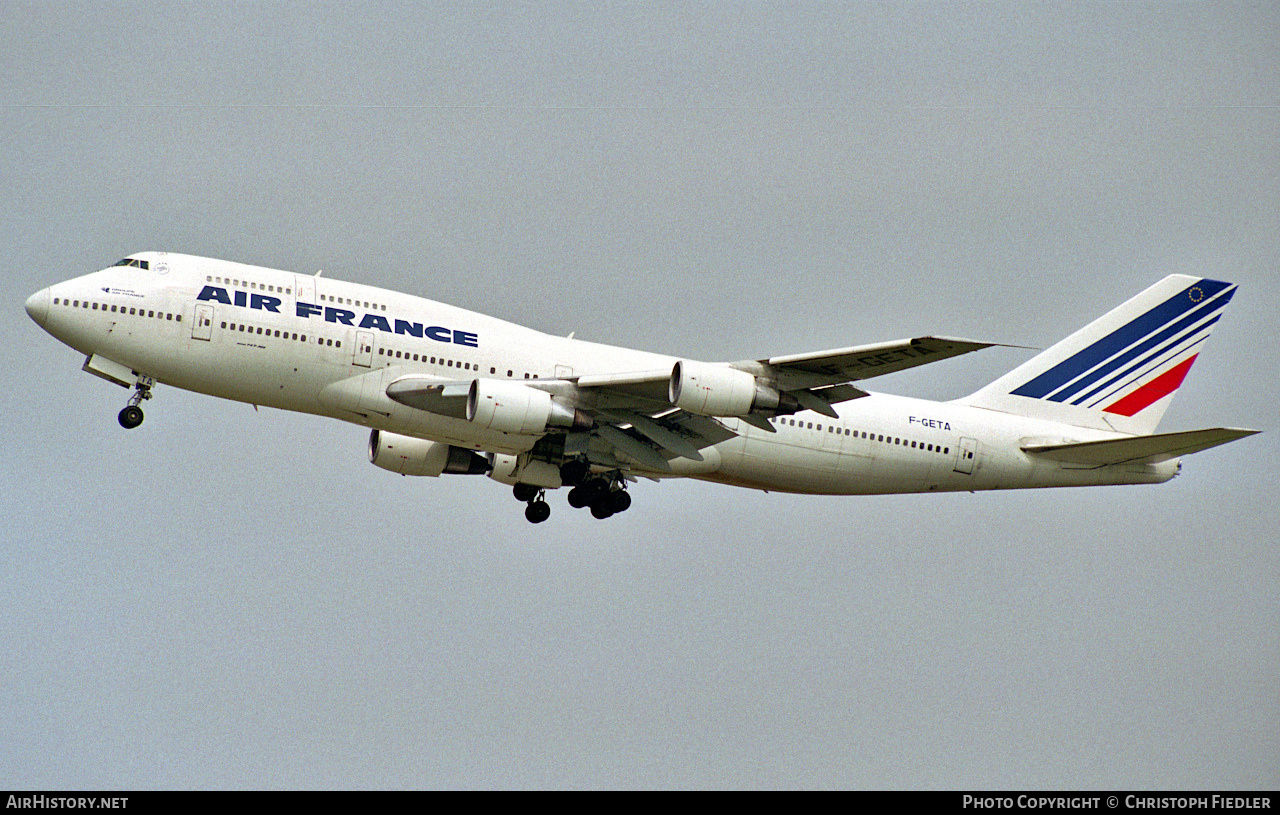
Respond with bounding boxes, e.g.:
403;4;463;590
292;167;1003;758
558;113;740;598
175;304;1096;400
560;458;632;520
117;376;155;429
512;460;635;523
513;483;552;524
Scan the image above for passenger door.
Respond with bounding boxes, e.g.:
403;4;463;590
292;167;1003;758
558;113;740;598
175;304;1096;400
954;436;978;474
353;330;374;367
192;304;214;341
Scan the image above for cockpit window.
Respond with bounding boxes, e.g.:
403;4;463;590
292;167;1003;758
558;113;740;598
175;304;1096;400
112;257;150;270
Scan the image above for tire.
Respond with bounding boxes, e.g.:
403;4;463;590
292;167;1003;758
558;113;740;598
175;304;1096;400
559;459;590;487
118;406;144;429
607;490;632;514
525;500;551;524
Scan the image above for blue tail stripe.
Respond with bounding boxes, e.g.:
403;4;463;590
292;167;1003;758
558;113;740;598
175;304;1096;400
1049;295;1230;403
1084;332;1211;409
1010;279;1232;399
1073;315;1219;407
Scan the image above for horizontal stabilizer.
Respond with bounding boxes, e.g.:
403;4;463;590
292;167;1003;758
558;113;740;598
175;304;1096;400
1022;427;1259;466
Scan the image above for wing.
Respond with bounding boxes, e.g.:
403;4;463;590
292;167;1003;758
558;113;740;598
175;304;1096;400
384;335;998;474
750;335;1000;391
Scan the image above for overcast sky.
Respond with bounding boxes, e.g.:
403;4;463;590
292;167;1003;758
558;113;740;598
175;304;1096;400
3;1;1277;789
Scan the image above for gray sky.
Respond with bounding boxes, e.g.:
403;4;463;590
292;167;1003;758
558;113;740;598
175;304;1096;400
3;1;1277;789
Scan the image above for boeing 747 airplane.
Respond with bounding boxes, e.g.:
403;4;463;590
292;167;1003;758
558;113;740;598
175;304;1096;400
25;253;1257;522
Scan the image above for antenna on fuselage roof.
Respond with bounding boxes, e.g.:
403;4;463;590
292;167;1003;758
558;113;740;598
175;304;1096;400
315;269;323;277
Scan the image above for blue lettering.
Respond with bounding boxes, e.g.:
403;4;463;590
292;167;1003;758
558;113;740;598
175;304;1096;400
394;319;423;338
233;290;247;308
325;307;355;325
275;295;481;347
250;294;282;313
360;313;392;332
196;285;232;305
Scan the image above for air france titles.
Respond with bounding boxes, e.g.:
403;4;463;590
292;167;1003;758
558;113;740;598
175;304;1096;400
196;285;478;347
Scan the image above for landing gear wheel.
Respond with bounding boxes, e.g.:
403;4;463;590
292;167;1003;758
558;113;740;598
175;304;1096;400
118;405;144;429
589;497;615;519
512;483;540;503
608;490;632;514
559;459;590;487
568;477;608;509
525;500;551;524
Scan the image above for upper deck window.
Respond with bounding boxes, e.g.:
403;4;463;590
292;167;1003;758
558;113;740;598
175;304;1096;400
112;257;150;270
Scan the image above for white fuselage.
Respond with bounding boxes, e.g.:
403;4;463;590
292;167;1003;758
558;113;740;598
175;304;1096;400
26;253;1178;496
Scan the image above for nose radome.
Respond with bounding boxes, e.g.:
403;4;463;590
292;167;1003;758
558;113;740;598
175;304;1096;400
25;288;51;328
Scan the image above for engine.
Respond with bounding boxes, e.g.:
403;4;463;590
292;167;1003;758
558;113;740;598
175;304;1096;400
669;360;781;417
467;379;592;435
368;429;489;476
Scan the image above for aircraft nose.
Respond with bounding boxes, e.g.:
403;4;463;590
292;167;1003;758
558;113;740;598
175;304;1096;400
25;288;50;328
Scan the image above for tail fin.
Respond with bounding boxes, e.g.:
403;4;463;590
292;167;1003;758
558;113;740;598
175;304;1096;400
961;275;1237;435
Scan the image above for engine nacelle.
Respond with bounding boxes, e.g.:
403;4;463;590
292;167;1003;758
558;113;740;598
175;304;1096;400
368;430;489;476
467;379;592;435
669;360;781;417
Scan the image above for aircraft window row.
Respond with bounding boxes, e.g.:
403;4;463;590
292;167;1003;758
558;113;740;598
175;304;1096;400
377;348;475;369
371;350;546;380
53;297;179;321
222;321;316;343
321;293;385;311
774;416;949;455
206;275;291;296
220;321;343;348
112;257;150;270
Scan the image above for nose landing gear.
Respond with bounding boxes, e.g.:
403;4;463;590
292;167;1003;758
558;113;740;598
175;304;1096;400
117;376;155;429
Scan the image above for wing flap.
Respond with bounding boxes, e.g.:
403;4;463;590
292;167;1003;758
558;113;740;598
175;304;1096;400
1022;427;1259;466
